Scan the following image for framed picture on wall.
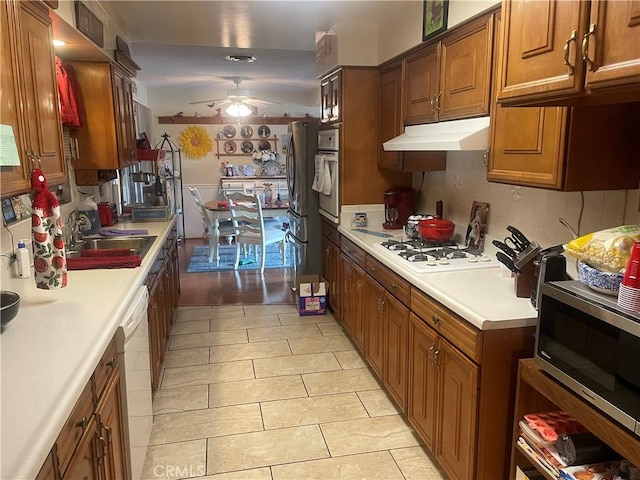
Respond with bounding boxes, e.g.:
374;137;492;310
422;0;449;42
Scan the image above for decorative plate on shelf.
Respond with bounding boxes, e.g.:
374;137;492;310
223;141;237;154
264;162;280;176
243;164;256;176
258;140;271;151
223;125;236;138
258;125;270;138
240;126;253;138
240;140;253;154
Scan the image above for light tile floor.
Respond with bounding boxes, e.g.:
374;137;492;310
141;305;449;480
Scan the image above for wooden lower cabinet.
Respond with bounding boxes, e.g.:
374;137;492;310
322;234;341;318
365;277;386;379
62;415;101;480
35;451;57;480
384;293;410;411
96;370;128;480
341;253;366;351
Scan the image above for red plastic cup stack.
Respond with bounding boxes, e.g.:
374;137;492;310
618;241;640;311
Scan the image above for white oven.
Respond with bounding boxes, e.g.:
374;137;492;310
317;128;339;223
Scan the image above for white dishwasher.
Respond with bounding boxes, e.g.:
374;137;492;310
116;285;152;480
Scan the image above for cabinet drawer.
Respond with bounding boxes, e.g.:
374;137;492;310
341;237;366;268
321;221;341;247
93;335;117;403
55;380;94;476
411;288;482;363
365;255;410;307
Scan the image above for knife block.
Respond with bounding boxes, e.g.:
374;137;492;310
515;261;535;298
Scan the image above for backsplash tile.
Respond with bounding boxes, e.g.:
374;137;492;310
415;152;639;248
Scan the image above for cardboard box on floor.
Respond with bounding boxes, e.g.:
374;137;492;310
295;275;327;316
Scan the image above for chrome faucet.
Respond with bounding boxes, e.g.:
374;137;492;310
64;212;86;251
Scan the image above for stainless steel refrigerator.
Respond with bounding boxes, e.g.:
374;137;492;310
285;120;321;286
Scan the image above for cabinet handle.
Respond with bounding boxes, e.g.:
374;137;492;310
356;281;362;289
369;266;378;272
434;92;441;112
562;30;577;75
107;358;117;369
581;23;596;71
428;344;435;364
348;248;355;255
391;282;398;291
75;416;88;431
431;314;440;325
433;348;440;368
429;95;436;113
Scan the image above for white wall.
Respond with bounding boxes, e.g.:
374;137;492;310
414;152;640;249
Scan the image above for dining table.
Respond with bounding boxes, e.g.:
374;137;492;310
203;200;290;248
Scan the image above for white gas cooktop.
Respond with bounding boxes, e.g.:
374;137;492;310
371;239;499;274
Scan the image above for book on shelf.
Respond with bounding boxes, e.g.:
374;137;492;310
559;459;639;480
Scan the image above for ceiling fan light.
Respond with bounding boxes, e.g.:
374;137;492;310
226;102;252;117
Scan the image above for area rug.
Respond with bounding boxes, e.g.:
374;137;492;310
187;243;293;272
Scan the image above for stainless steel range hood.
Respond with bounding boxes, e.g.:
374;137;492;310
383;117;490;151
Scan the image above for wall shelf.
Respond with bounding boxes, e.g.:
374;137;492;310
158;116;314;125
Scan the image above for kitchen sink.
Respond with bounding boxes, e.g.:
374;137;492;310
66;236;157;260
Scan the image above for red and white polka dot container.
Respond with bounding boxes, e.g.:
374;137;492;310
618;241;640;312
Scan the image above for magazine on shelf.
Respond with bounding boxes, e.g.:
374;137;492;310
517;436;560;479
559;459;640;480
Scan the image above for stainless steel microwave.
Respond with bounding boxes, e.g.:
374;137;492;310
535;280;640;435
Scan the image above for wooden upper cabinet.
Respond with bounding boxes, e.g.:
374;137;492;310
404;13;493;125
379;63;404;170
320;70;341;124
584;0;640;91
71;62;136;172
404;43;439;125
439;13;493;121
1;0;65;196
498;0;640;105
489;11;640;191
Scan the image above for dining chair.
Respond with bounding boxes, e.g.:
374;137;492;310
188;187;235;265
225;192;287;273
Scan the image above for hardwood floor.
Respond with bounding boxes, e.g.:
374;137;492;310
177;238;296;306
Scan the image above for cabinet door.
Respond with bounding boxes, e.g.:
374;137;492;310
321;78;331;123
404;44;439;124
488;102;568;189
352;263;366;352
584;0;640;90
322;237;340;317
329;72;341;123
439;15;493;120
147;277;162;393
0;0;30;195
35;451;56;480
378;63;403;170
340;254;354;334
17;1;65;184
113;70;136;168
384;293;409;411
96;371;128;480
365;277;386;379
62;416;101;480
408;313;439;451
498;0;589;104
436;338;479;480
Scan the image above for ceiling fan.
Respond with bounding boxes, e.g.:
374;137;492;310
188;77;284;117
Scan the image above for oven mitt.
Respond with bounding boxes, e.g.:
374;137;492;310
31;168;67;289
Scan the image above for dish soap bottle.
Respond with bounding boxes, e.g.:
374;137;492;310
78;194;101;235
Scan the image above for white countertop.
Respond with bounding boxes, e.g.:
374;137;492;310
337;224;538;331
0;218;176;480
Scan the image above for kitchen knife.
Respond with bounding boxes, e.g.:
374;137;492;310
492;239;518;259
496;252;520;274
506;226;531;250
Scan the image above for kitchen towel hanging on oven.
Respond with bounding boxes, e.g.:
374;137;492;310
312;154;332;195
31;169;68;289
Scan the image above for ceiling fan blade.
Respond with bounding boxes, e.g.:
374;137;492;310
244;98;285;106
188;97;226;105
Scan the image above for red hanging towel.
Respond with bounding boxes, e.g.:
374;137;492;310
56;57;81;127
31;169;68;289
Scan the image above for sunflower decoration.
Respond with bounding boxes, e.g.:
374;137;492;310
178;125;213;159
